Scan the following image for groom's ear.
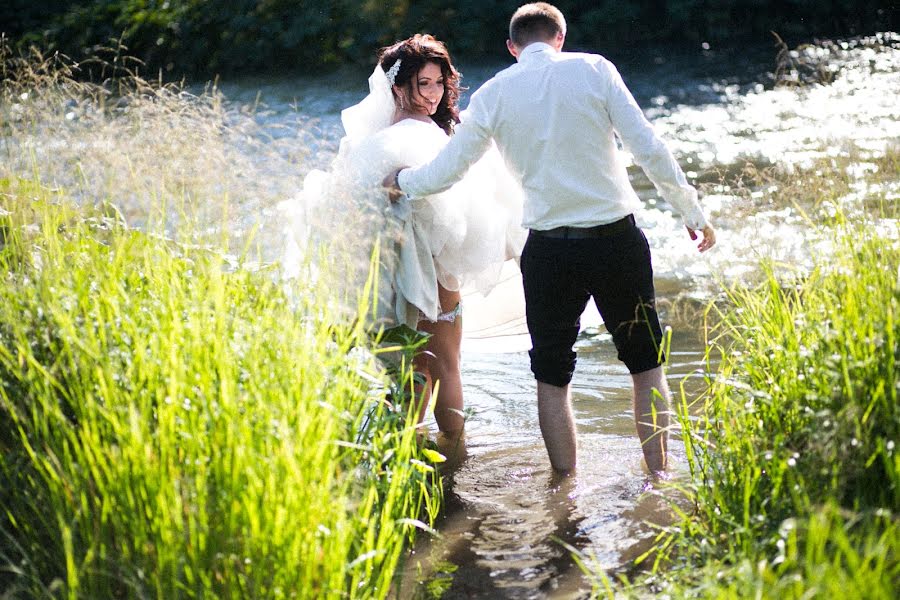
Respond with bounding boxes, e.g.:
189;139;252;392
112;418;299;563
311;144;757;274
506;39;519;59
554;32;565;51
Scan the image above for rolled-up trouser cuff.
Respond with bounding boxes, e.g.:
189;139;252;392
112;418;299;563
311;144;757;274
528;346;576;387
521;217;664;384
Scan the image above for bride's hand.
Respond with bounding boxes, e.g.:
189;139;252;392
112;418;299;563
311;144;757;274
383;168;405;203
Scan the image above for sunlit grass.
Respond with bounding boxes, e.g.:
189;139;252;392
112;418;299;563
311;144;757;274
0;179;442;598
0;39;312;259
581;146;899;597
653;219;899;599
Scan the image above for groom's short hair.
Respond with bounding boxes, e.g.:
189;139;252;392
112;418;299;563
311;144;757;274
509;3;567;47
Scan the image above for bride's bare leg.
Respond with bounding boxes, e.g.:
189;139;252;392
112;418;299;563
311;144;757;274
418;285;465;434
411;345;433;424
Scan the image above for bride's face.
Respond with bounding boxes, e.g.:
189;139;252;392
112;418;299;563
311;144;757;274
409;62;445;116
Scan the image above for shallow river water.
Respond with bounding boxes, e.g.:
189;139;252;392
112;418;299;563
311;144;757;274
396;329;712;598
219;35;900;598
4;32;898;599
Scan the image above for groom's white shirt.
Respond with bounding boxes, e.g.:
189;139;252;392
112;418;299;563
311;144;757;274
398;42;708;231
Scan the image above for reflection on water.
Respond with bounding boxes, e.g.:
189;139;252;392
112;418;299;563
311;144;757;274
209;35;899;297
3;33;897;598
656;33;900;170
391;36;899;594
158;35;900;598
399;330;707;598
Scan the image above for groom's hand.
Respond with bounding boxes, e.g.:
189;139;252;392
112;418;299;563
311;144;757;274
686;225;716;253
383;168;405;203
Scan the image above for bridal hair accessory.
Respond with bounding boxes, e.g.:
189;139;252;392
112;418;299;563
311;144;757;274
385;59;402;86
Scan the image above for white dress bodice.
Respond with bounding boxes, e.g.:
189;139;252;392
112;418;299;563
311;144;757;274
282;116;526;330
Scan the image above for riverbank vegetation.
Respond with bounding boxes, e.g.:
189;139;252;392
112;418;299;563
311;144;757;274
0;178;443;598
0;36;308;256
2;0;896;78
2;22;897;598
587;148;900;598
0;39;449;598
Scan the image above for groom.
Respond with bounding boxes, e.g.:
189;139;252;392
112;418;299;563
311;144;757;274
385;2;716;474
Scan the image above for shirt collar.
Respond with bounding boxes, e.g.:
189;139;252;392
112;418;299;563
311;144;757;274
517;42;556;63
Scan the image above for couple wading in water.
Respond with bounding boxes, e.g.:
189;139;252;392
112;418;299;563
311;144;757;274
285;2;716;477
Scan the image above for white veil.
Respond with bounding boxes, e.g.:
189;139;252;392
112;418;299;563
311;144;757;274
279;64;397;292
340;64;396;140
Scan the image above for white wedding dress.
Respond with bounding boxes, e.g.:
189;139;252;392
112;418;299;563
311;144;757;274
281;65;527;333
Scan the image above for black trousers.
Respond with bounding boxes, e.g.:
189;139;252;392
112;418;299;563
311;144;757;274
520;217;664;386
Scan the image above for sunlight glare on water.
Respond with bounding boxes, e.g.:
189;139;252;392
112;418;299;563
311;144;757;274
2;33;897;599
399;36;900;598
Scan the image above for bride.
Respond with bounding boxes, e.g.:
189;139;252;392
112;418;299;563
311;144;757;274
282;34;525;434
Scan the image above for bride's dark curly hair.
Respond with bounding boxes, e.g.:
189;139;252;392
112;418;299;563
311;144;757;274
378;34;462;135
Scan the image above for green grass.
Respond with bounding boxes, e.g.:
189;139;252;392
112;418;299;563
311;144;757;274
657;221;899;598
0;178;442;599
582;149;900;598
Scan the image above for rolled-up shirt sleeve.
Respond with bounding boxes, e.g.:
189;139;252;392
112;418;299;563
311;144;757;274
398;91;494;199
603;61;709;230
